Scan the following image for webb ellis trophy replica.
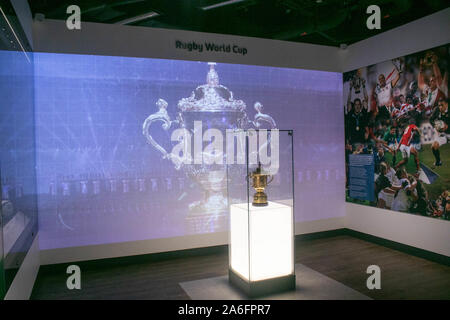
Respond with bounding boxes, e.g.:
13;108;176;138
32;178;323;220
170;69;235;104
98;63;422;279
142;62;276;234
249;162;273;207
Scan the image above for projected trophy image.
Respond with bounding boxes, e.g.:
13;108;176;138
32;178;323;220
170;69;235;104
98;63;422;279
34;53;342;250
143;62;277;232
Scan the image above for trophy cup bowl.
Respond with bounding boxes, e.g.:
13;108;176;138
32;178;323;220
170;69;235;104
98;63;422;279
423;51;437;67
181;111;244;216
143;62;277;233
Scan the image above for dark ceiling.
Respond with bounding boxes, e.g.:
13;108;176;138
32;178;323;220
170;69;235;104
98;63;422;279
27;0;449;47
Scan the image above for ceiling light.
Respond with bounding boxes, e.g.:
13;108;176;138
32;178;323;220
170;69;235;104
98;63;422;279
114;11;159;25
201;0;246;11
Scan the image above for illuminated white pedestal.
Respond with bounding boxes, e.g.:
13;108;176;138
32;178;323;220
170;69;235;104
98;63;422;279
229;201;295;297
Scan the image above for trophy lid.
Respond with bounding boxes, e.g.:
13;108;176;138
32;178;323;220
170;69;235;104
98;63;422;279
252;162;266;175
178;62;246;113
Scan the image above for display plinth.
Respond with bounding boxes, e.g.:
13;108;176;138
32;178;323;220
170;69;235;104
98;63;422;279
229;269;296;298
227;129;295;298
229;202;295;297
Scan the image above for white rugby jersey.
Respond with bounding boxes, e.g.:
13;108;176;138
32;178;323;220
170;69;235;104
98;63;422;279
375;82;393;107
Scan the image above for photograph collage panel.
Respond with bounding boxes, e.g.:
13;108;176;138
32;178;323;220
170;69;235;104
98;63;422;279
344;44;449;220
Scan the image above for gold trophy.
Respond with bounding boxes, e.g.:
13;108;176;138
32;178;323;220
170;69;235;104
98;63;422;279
422;51;437;68
249;162;274;207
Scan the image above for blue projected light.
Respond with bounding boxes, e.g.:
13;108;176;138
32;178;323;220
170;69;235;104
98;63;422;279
34;53;344;249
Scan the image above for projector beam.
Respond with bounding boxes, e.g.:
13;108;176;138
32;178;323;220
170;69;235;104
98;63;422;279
201;0;246;11
115;11;159;25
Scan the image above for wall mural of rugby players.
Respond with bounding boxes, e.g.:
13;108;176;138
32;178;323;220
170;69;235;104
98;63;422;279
344;44;449;220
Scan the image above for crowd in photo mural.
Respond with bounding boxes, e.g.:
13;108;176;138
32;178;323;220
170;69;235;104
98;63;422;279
344;44;449;220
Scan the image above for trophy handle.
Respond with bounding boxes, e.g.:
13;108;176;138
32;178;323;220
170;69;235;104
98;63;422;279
248;102;277;162
392;58;404;74
267;175;274;185
143;99;182;169
250;102;276;129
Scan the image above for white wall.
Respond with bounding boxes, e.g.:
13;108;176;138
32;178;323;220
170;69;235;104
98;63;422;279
341;8;450;72
346;204;450;256
33;19;342;72
41;232;228;265
343;8;450;257
40;217;346;265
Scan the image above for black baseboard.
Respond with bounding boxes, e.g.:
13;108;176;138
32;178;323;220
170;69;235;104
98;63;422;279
38;244;229;275
295;228;449;266
343;228;450;266
38;227;449;275
229;269;296;298
295;228;347;241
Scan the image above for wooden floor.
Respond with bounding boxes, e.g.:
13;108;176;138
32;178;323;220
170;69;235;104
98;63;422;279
31;235;450;300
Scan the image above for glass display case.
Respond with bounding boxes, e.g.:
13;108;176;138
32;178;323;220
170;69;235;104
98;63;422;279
0;1;38;299
227;129;295;297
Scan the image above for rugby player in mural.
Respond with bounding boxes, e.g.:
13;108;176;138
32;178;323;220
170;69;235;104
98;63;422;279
346;68;369;114
430;98;449;167
380;126;399;166
418;52;446;110
344;45;449;219
372;59;403;121
394;119;421;176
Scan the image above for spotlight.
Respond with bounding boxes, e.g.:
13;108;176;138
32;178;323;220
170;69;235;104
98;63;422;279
115;12;159;25
201;0;246;11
